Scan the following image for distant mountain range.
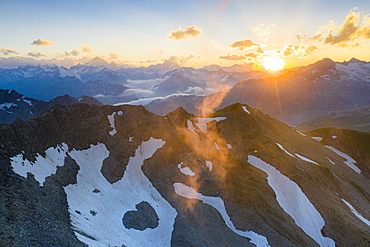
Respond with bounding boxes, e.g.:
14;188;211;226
0;89;102;123
1;103;369;246
0;57;282;105
146;58;370;125
1;57;369;129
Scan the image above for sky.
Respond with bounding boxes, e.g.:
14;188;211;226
1;0;370;69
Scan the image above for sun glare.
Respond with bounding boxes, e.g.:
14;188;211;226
262;57;285;71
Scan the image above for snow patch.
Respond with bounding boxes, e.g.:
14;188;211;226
11;143;69;184
311;137;323;142
174;182;270;247
196;117;227;133
242;106;251;114
0;103;17;111
107;111;123;136
276;143;295;157
248;155;335;247
295;153;320;165
327;157;335;165
187;120;198;135
178;162;195;176
226;144;232;149
214;142;221;150
342;199;370;227
331;135;337;139
325;146;361;174
65;138;177;247
22;98;33;106
206;160;213;171
129;137;134;142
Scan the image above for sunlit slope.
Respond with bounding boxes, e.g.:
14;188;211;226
1;103;369;246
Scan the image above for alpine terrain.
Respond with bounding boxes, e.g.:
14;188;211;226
0;103;369;246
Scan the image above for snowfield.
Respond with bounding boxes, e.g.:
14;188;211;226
247;155;335;247
11;138;178;247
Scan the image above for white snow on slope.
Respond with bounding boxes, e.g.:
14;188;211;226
0;103;17;111
325;146;361;174
11;143;69;184
295;154;320;166
196;117;227;133
242;106;251;114
342;199;370;227
178;162;195;176
276;143;295;157
174;182;270;247
206;160;213;171
187;120;198;134
247;155;335;247
11;139;177;247
311;137;323;142
107;111;123;136
214;142;221;150
22;96;33;106
66;138;177;247
226;144;232;149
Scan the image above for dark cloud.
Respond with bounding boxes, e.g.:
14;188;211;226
0;48;18;55
167;26;203;40
230;40;258;50
31;38;56;46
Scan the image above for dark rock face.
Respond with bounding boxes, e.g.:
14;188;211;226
122;201;159;230
1;103;370;246
0;89;103;124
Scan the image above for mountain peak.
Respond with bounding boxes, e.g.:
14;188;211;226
84;57;110;67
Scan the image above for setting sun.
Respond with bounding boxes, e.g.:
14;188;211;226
262;57;285;71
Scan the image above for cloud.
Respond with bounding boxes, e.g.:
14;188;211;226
307;10;370;46
219;54;246;61
109;53;119;60
27;52;46;58
281;44;318;58
65;49;80;56
250;24;275;41
167;25;203;40
230;40;259;50
31;38;56;46
324;11;361;44
337;42;361;48
245;53;258;58
180;54;196;63
256;47;264;53
0;48;18;55
81;44;94;54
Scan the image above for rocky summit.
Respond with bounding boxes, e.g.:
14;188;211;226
0;103;369;246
